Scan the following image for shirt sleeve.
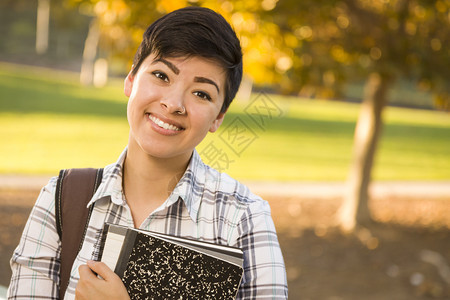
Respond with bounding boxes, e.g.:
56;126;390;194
7;177;61;300
235;199;288;299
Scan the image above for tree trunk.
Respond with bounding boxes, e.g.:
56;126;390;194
338;72;391;232
80;19;100;86
36;0;50;55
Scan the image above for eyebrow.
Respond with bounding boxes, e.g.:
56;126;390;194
194;77;220;94
153;58;220;94
153;58;180;75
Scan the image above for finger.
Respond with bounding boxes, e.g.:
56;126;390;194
78;264;97;280
87;260;116;281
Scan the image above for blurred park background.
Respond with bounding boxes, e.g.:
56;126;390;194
0;0;449;299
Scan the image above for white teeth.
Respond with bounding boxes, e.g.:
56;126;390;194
149;114;181;131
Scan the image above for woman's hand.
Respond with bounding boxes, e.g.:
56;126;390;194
75;260;130;300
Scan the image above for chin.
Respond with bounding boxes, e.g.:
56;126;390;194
140;143;192;160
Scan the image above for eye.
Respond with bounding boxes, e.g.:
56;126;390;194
193;91;212;101
152;71;169;82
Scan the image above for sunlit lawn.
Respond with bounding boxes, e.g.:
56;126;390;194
1;63;449;181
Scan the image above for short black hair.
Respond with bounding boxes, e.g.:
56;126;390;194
132;6;243;113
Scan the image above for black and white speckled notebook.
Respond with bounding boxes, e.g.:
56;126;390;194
98;223;244;300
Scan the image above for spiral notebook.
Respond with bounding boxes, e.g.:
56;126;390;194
98;223;244;299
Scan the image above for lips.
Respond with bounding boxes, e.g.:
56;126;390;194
147;113;184;131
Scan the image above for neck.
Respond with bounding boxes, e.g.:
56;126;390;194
123;141;192;206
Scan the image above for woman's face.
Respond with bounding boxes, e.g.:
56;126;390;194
125;54;227;161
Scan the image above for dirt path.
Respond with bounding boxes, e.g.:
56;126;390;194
1;180;449;299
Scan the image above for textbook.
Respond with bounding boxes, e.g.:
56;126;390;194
98;223;244;299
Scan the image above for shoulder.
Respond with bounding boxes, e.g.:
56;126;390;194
203;164;269;212
39;175;59;202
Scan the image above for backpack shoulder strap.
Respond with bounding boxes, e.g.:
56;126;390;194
55;168;103;299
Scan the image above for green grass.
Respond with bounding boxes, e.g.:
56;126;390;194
1;62;449;181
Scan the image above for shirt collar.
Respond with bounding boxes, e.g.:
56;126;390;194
88;147;127;207
88;148;207;222
170;149;205;222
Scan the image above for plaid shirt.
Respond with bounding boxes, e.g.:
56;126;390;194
8;148;288;299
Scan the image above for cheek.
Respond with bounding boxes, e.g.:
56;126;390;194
126;100;133;125
126;97;142;132
193;110;219;134
126;85;156;117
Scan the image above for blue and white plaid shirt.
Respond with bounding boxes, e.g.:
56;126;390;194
8;148;288;299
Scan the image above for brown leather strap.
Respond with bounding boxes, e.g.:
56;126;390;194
56;168;103;299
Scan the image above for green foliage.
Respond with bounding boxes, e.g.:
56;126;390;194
268;0;450;102
61;0;450;106
0;0;91;67
5;0;448;105
1;64;448;180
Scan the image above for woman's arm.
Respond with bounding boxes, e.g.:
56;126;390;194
7;178;61;299
235;200;288;299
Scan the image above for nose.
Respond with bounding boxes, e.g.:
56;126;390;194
160;90;186;115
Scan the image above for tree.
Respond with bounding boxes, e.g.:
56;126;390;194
65;0;449;231
65;0;287;86
268;0;450;231
36;0;50;54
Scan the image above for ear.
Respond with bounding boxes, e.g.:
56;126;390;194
124;70;135;97
209;112;226;133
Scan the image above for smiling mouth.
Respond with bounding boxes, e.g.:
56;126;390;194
148;114;184;131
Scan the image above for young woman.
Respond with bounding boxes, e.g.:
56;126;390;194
8;6;288;299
